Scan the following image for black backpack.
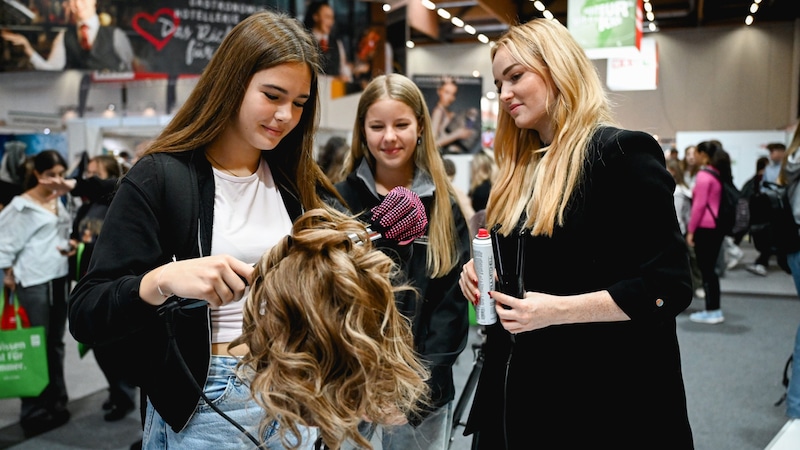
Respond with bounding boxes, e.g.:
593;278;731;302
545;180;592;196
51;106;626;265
749;181;800;254
702;168;743;237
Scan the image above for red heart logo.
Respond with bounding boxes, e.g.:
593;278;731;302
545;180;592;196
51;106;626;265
132;8;180;51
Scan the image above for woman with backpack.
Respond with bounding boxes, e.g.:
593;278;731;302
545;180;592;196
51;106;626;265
687;140;732;324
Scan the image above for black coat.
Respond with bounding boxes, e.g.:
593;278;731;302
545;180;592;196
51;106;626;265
466;127;695;449
68;149;306;431
335;163;471;418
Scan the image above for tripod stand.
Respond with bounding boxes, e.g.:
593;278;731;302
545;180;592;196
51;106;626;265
449;326;486;450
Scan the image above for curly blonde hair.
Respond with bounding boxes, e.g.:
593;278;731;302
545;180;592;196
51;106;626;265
232;209;429;449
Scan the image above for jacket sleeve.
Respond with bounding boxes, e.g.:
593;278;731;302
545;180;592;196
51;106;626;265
598;130;693;321
68;155;169;346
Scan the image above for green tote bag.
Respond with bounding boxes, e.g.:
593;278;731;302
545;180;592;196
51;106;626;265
0;288;49;399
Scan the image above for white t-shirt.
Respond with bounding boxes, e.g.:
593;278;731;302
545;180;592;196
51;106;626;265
209;159;293;343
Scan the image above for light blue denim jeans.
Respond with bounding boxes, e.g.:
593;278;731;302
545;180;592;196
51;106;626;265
785;251;800;418
142;356;318;449
380;401;453;450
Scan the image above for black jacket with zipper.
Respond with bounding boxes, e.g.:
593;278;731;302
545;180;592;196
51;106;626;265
335;159;471;419
68;148;307;432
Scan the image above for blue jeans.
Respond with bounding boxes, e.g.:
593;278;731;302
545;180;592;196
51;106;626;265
785;252;800;418
143;356;318;449
380;401;453;450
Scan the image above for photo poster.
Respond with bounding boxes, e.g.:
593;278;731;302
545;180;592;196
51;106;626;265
0;132;69;206
1;0;365;76
414;74;483;155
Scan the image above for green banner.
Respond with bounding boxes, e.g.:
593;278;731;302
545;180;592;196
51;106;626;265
567;0;642;59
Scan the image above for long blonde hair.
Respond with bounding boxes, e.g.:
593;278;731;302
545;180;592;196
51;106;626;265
143;10;339;210
342;73;459;277
233;209;429;449
487;19;615;236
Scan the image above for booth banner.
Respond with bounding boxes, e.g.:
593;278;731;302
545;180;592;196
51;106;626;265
567;0;643;60
606;36;658;91
3;1;376;79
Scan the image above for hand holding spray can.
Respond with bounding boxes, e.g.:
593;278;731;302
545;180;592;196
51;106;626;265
473;228;496;325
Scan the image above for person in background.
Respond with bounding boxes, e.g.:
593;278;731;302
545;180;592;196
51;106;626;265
687;140;731;324
458;19;694;448
65;154;138;422
683;144;701;188
748;142;789;276
667;158;692;238
0;150;72;438
778;124;800;423
336;73;471;450
68;11;348;449
316;135;349;184
736;156;769;247
442;157;475;224
1;0;135;71
468;150;494;213
303;1;351;83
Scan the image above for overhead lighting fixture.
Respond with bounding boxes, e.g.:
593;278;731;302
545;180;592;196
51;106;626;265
383;3;391;12
406;40;416;49
420;1;493;45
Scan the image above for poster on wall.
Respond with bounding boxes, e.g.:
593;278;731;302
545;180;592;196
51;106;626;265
0;132;69;207
413;74;483;155
1;0;276;74
1;0;375;85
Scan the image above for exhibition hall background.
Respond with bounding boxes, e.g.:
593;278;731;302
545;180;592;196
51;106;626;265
0;4;798;190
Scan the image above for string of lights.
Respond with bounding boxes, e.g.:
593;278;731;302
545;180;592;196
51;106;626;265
745;0;762;25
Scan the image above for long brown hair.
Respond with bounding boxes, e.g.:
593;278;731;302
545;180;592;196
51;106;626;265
144;10;339;209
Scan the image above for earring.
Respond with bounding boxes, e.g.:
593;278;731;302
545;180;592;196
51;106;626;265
417;136;422;146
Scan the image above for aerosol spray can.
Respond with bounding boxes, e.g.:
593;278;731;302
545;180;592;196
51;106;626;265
473;228;496;325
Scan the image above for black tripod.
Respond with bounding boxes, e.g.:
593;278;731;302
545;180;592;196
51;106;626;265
449;326;486;450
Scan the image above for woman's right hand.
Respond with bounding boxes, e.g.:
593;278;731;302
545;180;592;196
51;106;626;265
141;255;255;308
459;259;479;306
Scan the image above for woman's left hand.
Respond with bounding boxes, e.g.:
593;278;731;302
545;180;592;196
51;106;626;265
492;290;553;334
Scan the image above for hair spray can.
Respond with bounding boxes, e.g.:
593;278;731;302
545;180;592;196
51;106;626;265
473;228;496;325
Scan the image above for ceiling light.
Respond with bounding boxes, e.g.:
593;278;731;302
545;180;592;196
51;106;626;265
437;8;451;20
477;34;489;44
406;40;415;48
451;17;464;27
383;3;391;12
745;14;754;25
464;24;476;35
421;0;435;10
